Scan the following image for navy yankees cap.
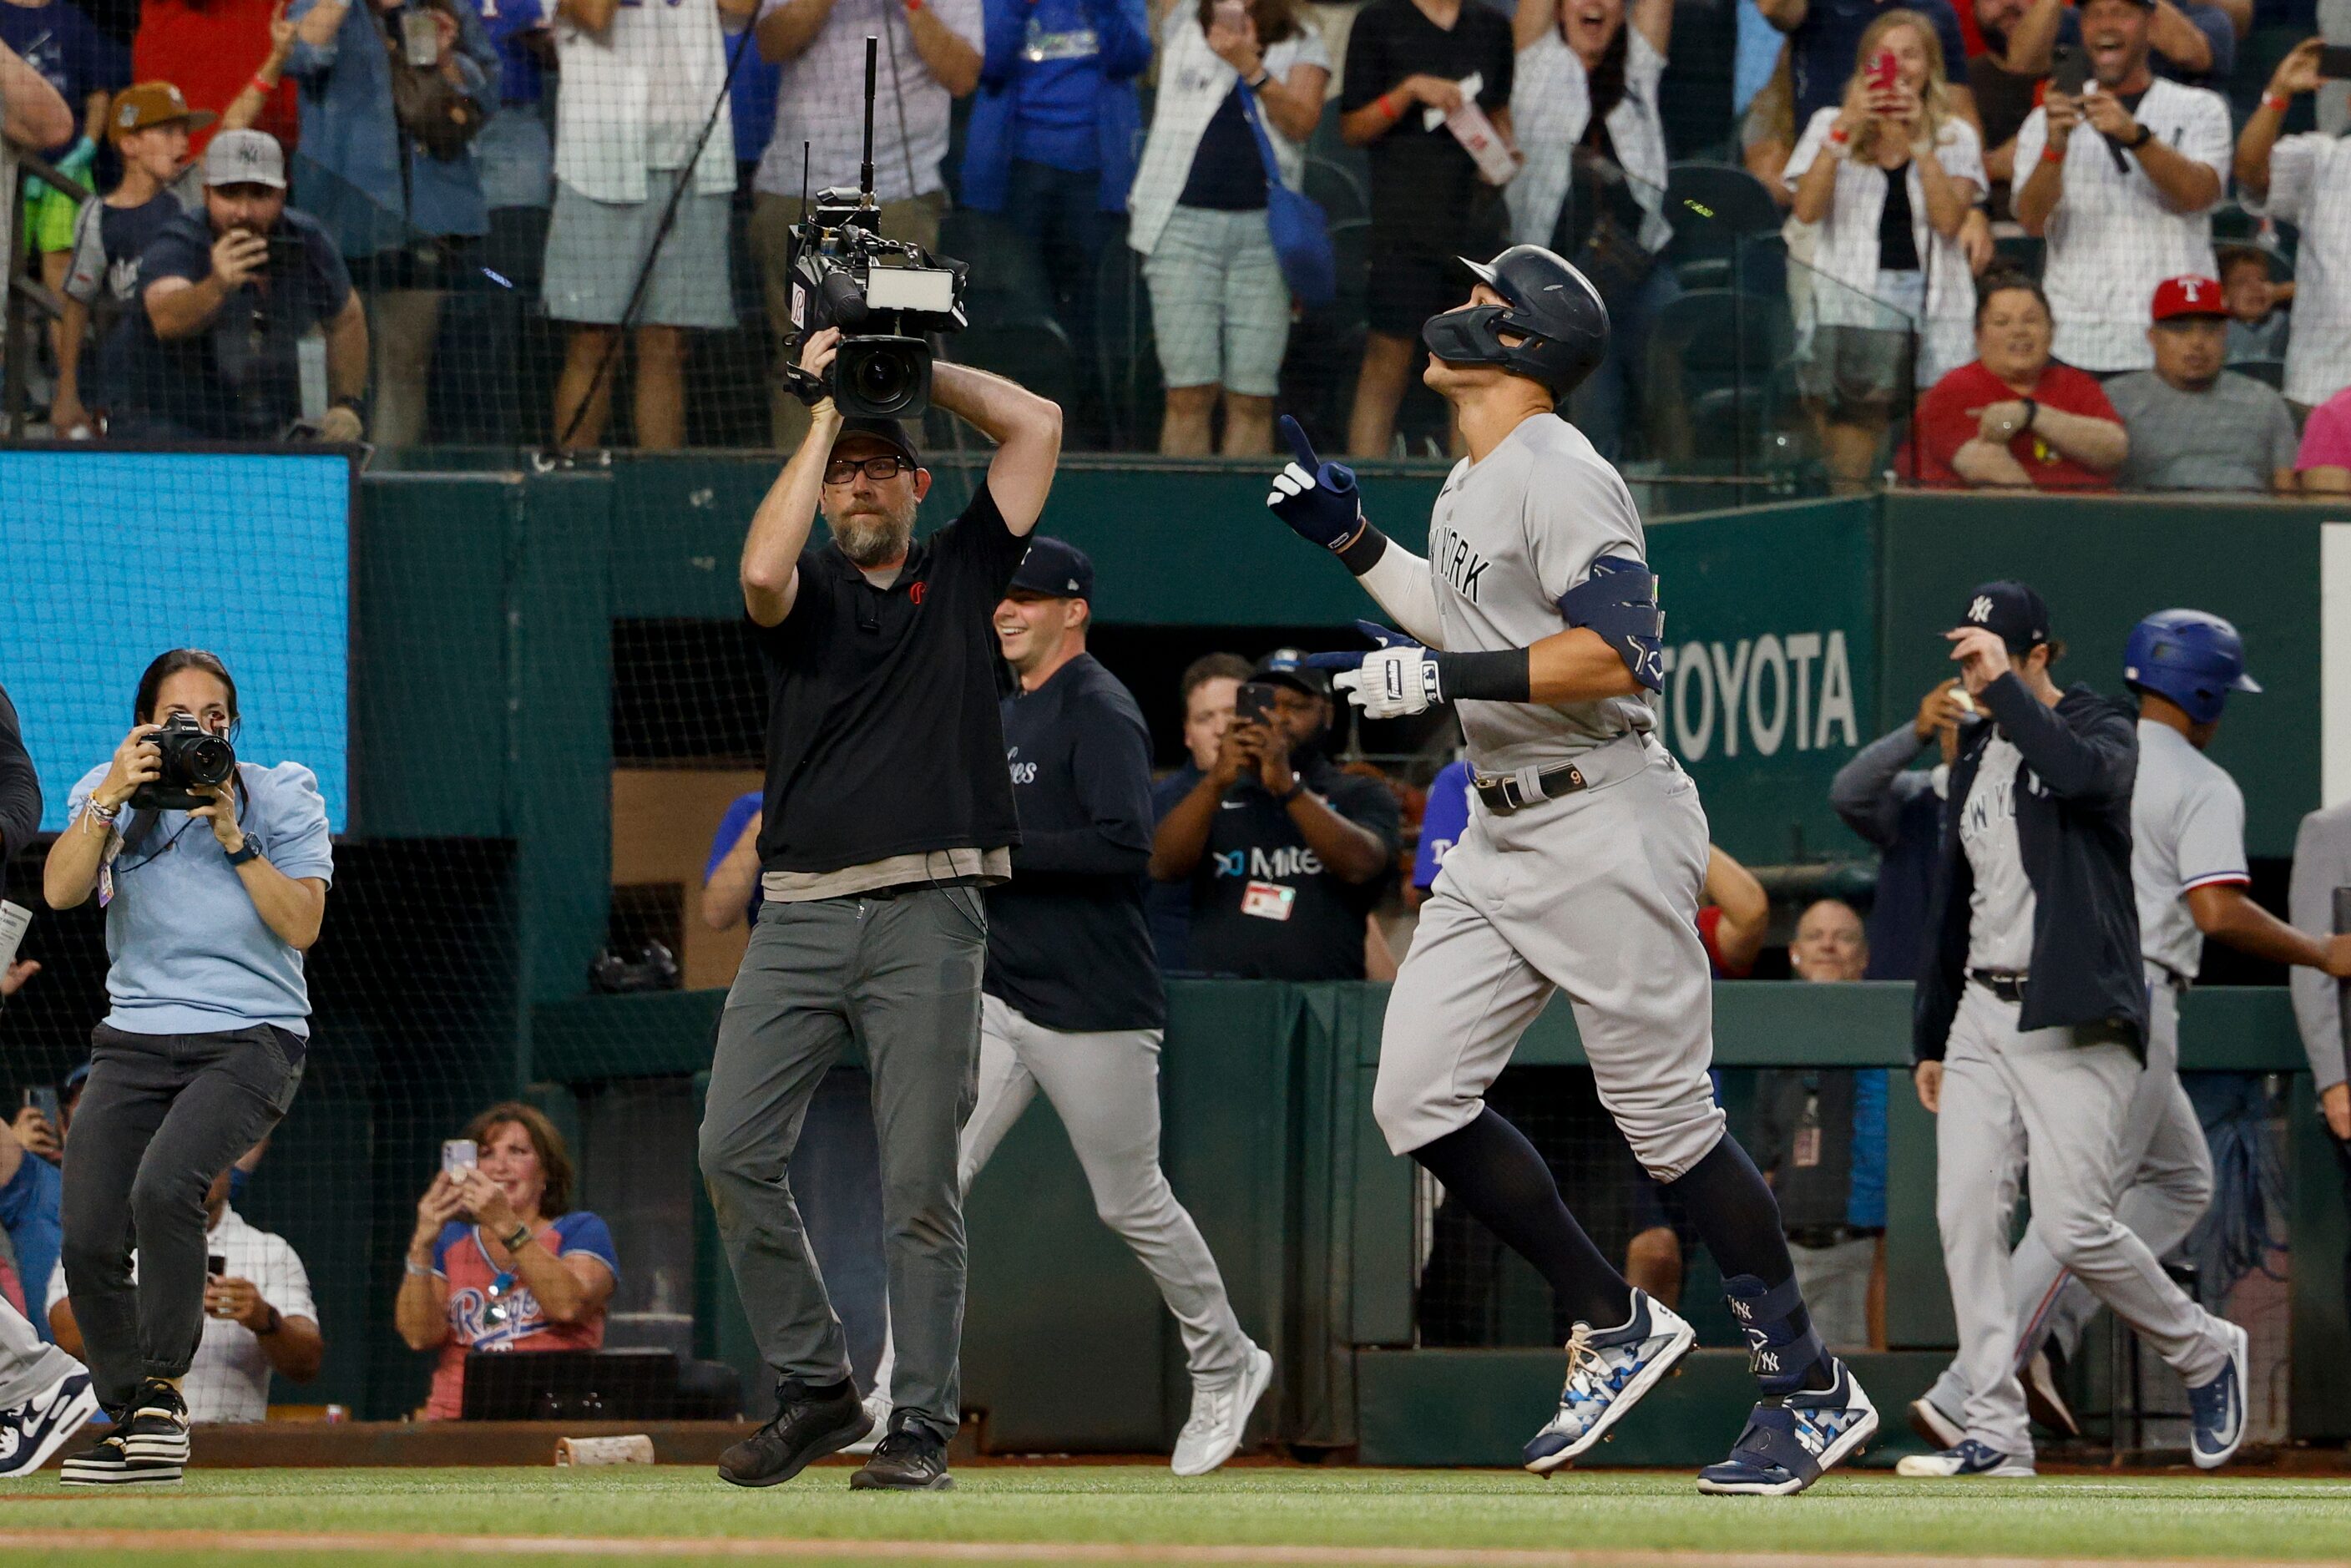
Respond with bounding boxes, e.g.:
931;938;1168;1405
829;415;920;468
1007;536;1094;599
1959;580;2051;655
1253;647;1332;699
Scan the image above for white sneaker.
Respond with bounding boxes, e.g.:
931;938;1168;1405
839;1392;892;1458
0;1369;100;1479
1170;1344;1273;1477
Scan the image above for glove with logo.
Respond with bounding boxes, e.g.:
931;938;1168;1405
1308;622;1440;719
1266;415;1365;552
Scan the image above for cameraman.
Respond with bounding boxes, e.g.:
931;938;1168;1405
41;650;332;1485
1147;654;1398;980
114;129;370;443
698;327;1059;1494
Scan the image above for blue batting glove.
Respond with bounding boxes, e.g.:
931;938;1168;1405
1266;415;1364;551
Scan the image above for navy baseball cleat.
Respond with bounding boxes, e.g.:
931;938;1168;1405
1523;1290;1695;1474
1895;1439;2036;1478
1695;1356;1878;1495
2187;1318;2249;1470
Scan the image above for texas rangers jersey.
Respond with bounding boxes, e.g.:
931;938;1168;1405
2132;718;2248;982
1427;412;1655;771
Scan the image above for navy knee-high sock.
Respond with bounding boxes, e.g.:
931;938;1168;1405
1664;1135;1833;1392
1413;1107;1634;1332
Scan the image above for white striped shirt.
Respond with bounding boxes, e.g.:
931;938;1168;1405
2257;132;2351;407
2012;78;2231;372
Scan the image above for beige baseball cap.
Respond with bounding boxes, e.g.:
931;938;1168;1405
110;81;218;140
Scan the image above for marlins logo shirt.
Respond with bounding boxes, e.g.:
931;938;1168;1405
424;1215;619;1419
1424;412;1655;772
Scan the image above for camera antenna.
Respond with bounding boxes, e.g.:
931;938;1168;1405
860;34;878;205
799;140;811;220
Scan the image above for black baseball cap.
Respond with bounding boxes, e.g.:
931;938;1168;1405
1007;536;1094;599
1252;647;1331;699
830;416;920;468
1958;579;2051;654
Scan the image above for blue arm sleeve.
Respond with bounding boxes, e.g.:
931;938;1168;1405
705;792;762;886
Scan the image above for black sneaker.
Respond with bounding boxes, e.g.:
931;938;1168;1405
850;1424;953;1491
60;1399;180;1490
120;1380;190;1469
716;1378;870;1488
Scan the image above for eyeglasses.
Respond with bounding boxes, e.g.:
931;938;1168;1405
824;455;912;485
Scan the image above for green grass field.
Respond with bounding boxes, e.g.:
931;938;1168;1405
7;1465;2351;1566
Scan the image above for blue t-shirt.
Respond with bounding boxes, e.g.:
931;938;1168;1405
704;789;762;926
1011;0;1106;172
0;1151;63;1343
0;1;126;150
68;760;335;1037
472;0;549;104
1788;0;1968;125
1412;760;1472;892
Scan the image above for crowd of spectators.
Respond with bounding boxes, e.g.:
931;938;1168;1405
8;0;2351;473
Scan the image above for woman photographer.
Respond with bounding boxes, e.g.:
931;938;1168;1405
1505;0;1672;462
1128;0;1331;457
1783;11;1985;491
396;1102;617;1420
41;650;331;1485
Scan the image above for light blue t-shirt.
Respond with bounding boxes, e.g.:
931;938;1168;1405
68;761;335;1038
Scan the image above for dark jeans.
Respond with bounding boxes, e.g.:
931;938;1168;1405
60;1022;305;1408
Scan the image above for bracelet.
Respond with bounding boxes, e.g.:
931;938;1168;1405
245;73;277;99
2041;144;2064;164
1827;126;1850;146
503;1223;533;1252
1380;91;1404;121
1247;68;1272;89
2016;397;2038;434
903;0;923;12
85;798;119;825
404;1257;433;1277
2263;92;2291;114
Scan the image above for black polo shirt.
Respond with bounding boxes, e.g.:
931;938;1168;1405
751;482;1027;876
1185;756;1402;981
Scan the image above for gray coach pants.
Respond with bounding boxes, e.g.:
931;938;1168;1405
60;1022;304;1409
962;994;1251;1381
698;886;986;1444
1924;974;2212;1422
1934;980;2231;1457
0;1298;82;1409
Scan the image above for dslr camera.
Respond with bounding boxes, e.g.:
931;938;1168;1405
132;713;235;812
782;38;968;420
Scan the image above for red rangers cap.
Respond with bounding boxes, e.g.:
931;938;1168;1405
2151;275;2227;321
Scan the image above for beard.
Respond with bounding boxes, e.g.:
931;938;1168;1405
831;501;916;567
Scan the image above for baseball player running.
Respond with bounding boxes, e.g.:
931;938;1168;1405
1266;244;1877;1496
1909;609;2351;1451
1901;584;2249;1479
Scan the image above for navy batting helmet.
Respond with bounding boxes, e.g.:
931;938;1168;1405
2122;609;2260;726
1420;245;1610;404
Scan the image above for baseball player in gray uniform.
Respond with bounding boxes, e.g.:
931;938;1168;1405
1266;245;1877;1496
1911;609;2351;1451
1901;586;2251;1479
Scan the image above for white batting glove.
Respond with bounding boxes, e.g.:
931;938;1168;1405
1333;645;1442;719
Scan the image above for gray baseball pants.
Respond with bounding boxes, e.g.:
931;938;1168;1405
698;885;986;1445
0;1299;81;1409
1924;976;2212;1423
1934;979;2231;1457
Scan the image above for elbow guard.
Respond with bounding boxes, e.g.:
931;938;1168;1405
1557;557;1666;690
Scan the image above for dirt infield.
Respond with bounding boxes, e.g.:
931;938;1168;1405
0;1529;2333;1568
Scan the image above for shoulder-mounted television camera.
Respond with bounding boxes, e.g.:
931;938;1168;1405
783;37;968;420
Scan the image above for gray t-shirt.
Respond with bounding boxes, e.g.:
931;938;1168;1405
1427;412;1655;772
2108;369;2298;492
2132;718;2247;982
1962;735;2035;974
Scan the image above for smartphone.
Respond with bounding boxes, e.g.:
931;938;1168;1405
207;1253;227;1278
402;8;440;68
2320;44;2351;80
2049;42;2090;99
22;1087;60;1127
1235;681;1278;726
0;899;29;974
442;1138;478;1176
1867;48;1899;94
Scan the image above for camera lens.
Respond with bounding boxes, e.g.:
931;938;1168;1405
185;735;235;787
848;348;915;413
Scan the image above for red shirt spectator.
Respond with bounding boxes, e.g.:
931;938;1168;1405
1908;272;2127;489
133;0;294;154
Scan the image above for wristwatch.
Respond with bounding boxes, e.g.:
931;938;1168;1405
226;839;263;867
2124;123;2153;150
2015;397;2038;433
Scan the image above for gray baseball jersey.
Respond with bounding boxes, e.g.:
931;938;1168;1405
1960;736;2035;973
1427;412;1656;773
2131;720;2248;982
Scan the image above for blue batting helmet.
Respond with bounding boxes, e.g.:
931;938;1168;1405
2122;609;2261;725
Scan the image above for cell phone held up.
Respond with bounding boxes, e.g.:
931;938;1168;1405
442;1138;478;1177
1866;48;1900;95
2050;42;2091;99
2320;43;2351;81
1235;681;1278;727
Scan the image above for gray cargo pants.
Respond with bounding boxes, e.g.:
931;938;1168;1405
698;884;986;1445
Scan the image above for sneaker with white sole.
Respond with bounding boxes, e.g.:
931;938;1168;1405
841;1392;892;1459
1170;1344;1273;1477
118;1379;190;1469
1895;1439;2035;1478
2187;1318;2249;1471
1695;1355;1878;1495
1523;1290;1696;1475
0;1370;101;1479
1906;1394;1964;1450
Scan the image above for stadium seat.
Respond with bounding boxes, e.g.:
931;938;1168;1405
1641;288;1794;463
1303;155;1368;228
1662;162;1783;254
2232;358;2285;390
